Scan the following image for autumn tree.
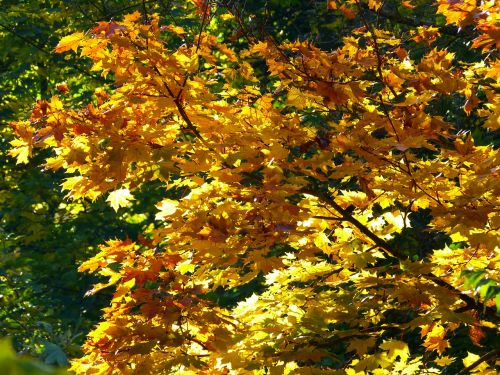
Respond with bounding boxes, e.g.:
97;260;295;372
10;0;499;373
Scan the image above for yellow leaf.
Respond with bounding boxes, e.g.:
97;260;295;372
314;232;332;252
368;0;382;11
155;199;178;220
347;337;376;356
162;24;187;35
376;194;392;209
379;340;409;362
220;13;234;21
287;87;306;109
55;32;84;53
435;356;455;366
86;269;121;295
462;352;489;372
61;176;84;192
450;231;468;242
9;139;31;164
347;252;375;269
106;188;135;211
123;11;142;22
113;278;136;301
173;48;199;73
176;260;196;275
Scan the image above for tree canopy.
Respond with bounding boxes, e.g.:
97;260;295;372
6;0;500;374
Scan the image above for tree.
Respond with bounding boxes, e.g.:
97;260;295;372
10;0;500;373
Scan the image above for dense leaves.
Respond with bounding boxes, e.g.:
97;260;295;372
8;0;500;374
0;0;184;365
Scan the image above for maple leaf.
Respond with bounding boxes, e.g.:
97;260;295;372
92;21;126;37
327;0;337;10
176;260;196;275
462;352;490;373
340;5;357;19
55;32;84;53
469;324;486;346
347;337;376;356
422;324;450;355
9;139;31;164
401;1;415;9
434;356;455;366
106;188;135;211
368;0;383;11
56;82;69;94
155;199;178;220
380;340;410;362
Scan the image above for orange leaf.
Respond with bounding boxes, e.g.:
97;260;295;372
340;5;357;19
55;32;84;53
401;1;415;9
423;324;450;355
327;0;337;10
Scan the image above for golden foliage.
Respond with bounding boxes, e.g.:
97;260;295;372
10;3;500;374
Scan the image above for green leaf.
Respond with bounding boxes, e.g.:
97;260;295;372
477;280;497;300
0;338;68;374
461;270;486;289
40;342;68;366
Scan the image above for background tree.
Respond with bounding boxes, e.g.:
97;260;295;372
0;0;193;365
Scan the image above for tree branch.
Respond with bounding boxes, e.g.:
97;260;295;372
301;188;498;322
456;348;500;375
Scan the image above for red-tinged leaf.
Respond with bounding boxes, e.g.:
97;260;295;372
469;325;486;346
340;5;357;19
56;82;69;94
92;21;126;37
32;127;54;143
31;100;49;119
471;34;496;52
395;47;408;60
190;0;211;16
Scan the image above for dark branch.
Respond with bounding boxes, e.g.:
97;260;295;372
456;348;500;375
301;188;498;322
